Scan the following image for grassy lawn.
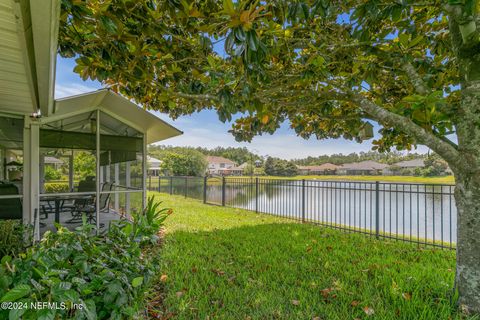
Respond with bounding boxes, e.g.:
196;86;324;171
148;192;468;319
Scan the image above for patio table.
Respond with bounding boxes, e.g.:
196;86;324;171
40;194;94;224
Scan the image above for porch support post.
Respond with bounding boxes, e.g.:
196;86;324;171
27;118;40;240
95;109;100;232
142;132;147;209
114;163;119;213
39;155;44;194
22;119;31;226
126;162;131;215
68;154;74;192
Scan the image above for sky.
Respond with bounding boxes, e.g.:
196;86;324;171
55;56;429;160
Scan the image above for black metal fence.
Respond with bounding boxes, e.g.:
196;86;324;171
147;176;456;249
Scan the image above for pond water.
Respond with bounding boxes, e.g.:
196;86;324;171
152;177;456;247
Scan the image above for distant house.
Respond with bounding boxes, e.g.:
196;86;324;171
383;159;425;175
147;156;162;176
337;161;389;175
297;166;310;175
297;163;340;175
44;156;64;169
206;156;237;175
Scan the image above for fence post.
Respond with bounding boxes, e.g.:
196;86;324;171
185;177;188;198
375;181;380;239
255;177;259;213
149;175;151;191
170;177;173;195
158;175;161;192
221;176;226;206
302;179;306;223
203;176;207;204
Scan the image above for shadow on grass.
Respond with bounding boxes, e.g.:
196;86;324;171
153;222;466;320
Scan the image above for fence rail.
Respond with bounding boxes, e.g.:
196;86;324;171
147;176;456;249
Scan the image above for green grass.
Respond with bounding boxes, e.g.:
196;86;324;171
149;193;469;320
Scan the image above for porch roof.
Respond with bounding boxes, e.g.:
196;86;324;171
0;0;58;116
53;89;183;144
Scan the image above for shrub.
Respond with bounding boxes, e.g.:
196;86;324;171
0;220;32;258
44;182;70;193
44;166;62;181
125;196;172;245
0;206;170;319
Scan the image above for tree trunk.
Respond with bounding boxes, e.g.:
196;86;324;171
454;172;480;314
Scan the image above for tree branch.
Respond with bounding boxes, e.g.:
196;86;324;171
348;92;464;171
401;61;430;95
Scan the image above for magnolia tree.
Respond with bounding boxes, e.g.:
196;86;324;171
59;0;480;312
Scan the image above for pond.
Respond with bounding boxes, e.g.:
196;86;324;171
150;177;456;248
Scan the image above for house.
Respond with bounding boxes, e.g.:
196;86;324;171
383;159;425;175
297;163;340;175
296;166;310;175
206;156;237;175
0;0;182;239
337;161;389;175
44;156;64;170
228;164;245;176
147;156;163;176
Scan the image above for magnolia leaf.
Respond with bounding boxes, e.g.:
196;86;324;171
409;35;424;48
398;34;410;47
261;115;269;124
223;0;235;15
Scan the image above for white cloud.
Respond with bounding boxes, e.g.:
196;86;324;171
55;83;99;99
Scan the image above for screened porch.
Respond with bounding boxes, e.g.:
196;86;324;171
0;90;182;239
39;109;145;234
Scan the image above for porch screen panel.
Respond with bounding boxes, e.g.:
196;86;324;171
0;116;24;220
39;112;98;194
99;112;144;218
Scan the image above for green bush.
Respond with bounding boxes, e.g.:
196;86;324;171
44;182;70;193
0;220;32;258
125;196;172;245
0;209;169;319
44;166;62;181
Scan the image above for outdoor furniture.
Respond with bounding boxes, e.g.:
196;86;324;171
70;182;113;227
40;194;95;224
64;177;97;221
0;182;22;220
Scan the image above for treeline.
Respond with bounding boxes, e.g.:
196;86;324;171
264;157;298;177
147;145;435;177
149;145;261;165
292;151;425;166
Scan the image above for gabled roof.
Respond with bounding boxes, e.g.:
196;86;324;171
206;156;236;165
393;159;425;168
52;90;182;144
0;0;59;116
238;162;249;169
340;160;389;170
44;156;63;164
147;156;162;164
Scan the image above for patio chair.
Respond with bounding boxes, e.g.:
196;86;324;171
65;177;97;222
72;182;113;227
0;182;22;220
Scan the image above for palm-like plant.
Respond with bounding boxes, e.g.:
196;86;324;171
127;196;172;244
